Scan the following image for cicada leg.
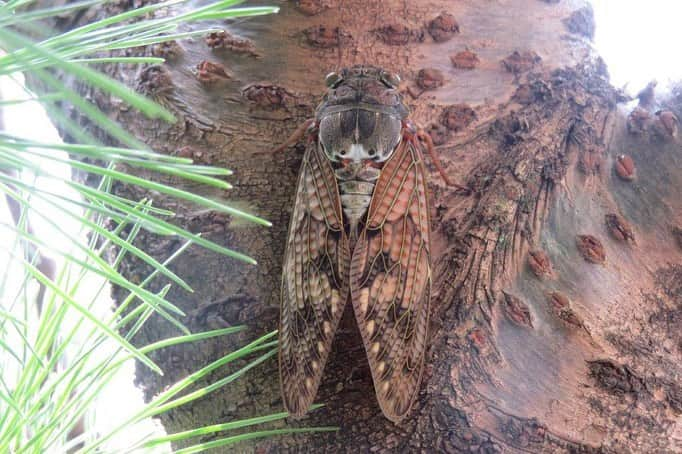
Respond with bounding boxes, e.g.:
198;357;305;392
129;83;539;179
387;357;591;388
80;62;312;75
415;129;471;194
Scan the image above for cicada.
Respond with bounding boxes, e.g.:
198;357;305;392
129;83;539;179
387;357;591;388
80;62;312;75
277;65;461;423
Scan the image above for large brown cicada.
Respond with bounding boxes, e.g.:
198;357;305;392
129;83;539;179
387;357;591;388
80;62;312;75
278;65;459;423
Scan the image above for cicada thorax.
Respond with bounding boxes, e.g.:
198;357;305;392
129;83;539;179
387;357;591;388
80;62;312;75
318;110;401;241
316;67;408;241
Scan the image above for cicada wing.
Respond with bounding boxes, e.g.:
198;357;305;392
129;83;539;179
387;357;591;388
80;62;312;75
350;138;431;423
279;138;350;417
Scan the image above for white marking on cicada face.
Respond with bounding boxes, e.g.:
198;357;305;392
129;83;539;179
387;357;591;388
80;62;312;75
349;143;368;161
318;110;402;163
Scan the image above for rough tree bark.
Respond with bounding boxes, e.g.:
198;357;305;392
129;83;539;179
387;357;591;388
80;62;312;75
35;0;682;452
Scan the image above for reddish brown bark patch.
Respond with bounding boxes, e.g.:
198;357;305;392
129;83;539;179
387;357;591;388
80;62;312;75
576;235;606;264
501;51;541;74
241;83;295;110
427;12;460;42
614;154;636;181
302;25;348;48
450;50;480;69
205;31;259;57
151;40;182;59
605;213;636;243
416;68;444;90
626;107;650;134
547;291;569;311
195;61;231;86
441;104;476;131
655;110;679;137
373;24;423;45
502;292;533;328
528;250;552;278
547;292;586;330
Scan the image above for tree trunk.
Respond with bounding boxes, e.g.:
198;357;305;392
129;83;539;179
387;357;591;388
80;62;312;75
38;0;682;452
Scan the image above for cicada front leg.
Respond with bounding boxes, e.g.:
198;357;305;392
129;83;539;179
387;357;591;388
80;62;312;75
408;126;471;194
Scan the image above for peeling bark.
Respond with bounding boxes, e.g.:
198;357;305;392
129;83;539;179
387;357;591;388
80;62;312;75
33;0;682;452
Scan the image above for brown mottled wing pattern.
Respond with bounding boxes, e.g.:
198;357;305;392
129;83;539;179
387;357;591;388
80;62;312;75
350;137;431;423
279;137;350;417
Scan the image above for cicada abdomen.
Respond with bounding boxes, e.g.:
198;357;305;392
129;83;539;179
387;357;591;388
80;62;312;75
279;65;438;423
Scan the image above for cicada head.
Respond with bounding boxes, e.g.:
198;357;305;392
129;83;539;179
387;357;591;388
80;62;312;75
316;66;408;164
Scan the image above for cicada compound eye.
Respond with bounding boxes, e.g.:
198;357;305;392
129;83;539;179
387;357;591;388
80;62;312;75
325;72;343;88
380;70;400;89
